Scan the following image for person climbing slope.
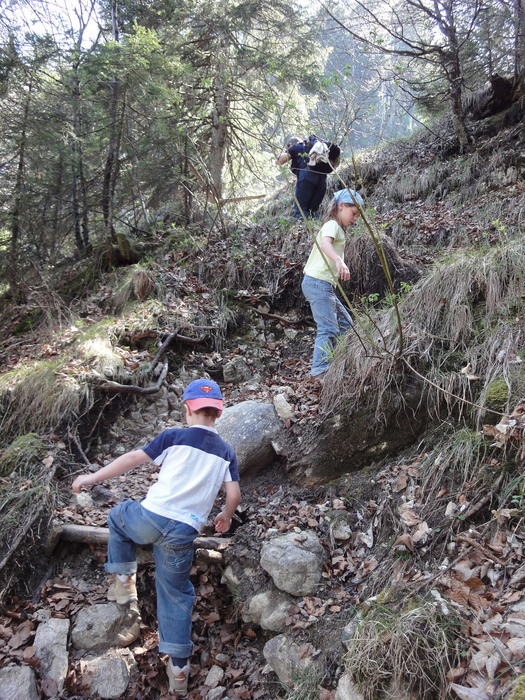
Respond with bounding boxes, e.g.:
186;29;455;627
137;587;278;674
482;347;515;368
301;188;364;379
72;378;240;697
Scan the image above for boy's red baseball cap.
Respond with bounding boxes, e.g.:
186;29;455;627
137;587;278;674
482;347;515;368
183;378;223;410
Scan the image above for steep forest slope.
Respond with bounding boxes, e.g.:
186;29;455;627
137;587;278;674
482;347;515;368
1;98;525;700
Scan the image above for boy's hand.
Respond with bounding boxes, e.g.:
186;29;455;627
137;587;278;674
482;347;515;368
72;474;95;493
214;512;232;533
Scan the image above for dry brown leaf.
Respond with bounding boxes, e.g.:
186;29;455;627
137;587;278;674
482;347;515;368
8;620;33;649
412;521;431;544
507;637;525;658
332;499;346;510
447;666;468;682
393;533;415;553
399;509;421;526
393;475;408;492
450;683;491;700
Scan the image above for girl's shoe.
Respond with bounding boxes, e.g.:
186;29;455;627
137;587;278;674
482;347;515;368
107;574;138;604
166;661;189;696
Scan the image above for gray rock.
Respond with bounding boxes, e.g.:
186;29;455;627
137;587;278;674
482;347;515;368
260;530;324;596
223;356;252;383
220;564;242;593
34;617;70;692
206;687;226;700
216;401;282;477
329;511;353;541
72;603;141;651
0;665;38;700
243;589;294;631
79;649;137;699
335;673;365;700
342;613;362;652
273;394;294;421
262;634;319;685
204;664;225;687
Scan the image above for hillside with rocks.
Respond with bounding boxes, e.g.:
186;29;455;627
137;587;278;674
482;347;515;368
1;96;525;700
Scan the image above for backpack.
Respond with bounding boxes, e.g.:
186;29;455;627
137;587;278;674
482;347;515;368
306;135;341;171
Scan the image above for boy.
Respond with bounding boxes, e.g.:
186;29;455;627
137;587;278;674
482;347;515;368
72;378;240;696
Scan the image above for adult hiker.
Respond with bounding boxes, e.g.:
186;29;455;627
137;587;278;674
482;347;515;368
295;136;341;220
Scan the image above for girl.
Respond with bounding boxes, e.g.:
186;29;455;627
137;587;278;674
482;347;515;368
301;188;364;379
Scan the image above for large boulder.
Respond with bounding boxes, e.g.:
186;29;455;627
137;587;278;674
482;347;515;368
242;588;294;632
260;530;324;596
79;649;137;699
286;373;427;486
71;603;140;651
263;634;321;685
216;401;282;478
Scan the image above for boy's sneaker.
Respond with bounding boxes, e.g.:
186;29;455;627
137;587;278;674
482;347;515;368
107;574;138;604
166;660;189;696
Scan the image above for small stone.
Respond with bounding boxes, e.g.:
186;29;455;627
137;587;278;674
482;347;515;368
205;665;225;688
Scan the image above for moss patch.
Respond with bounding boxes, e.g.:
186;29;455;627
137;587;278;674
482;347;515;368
0;433;46;477
485;376;509;413
509;675;525;700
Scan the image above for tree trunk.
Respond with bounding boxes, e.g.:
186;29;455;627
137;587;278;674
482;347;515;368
102;0;124;244
209;33;229;202
8;78;32;303
71;62;90;251
438;1;472;150
515;0;525;75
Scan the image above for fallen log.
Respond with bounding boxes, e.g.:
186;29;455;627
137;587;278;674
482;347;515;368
45;523;231;556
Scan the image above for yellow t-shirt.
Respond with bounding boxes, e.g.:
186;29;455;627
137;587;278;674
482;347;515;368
303;219;345;284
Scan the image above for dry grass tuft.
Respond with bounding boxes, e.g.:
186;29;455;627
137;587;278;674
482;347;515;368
109;266;162;314
324;240;525;425
345;600;459;700
0;359;93;443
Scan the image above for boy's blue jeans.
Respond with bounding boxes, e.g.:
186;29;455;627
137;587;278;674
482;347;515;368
301;274;353;376
105;500;198;658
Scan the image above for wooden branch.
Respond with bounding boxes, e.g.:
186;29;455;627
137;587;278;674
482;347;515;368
150;328;179;373
219;194;265;206
46;523;231;555
247;306;309;328
463;473;504;520
98;361;168;394
455;533;506;566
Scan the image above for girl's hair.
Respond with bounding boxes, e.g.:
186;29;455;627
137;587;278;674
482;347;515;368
321;197;341;225
321;196;358;226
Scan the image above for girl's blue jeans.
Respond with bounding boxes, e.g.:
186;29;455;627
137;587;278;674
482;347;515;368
301;274;353;376
105;500;198;658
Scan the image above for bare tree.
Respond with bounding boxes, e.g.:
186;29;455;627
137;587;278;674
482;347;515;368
318;0;484;150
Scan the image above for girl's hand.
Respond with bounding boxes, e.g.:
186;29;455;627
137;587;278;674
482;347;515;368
72;473;95;493
336;258;350;281
214;512;232;533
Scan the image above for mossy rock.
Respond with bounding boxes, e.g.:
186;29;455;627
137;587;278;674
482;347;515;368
485;376;509;413
508;675;525;700
0;434;47;477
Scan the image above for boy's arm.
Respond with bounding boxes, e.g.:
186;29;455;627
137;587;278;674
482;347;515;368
214;481;241;533
71;449;152;493
321;236;350;280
